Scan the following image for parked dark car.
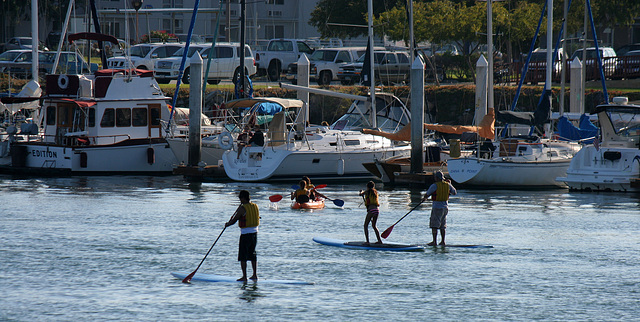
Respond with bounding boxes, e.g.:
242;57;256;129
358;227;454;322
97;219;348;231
337;51;411;85
570;47;619;80
0;50;39;78
0;49;95;78
3;37;48;52
617;50;640;79
615;43;640;57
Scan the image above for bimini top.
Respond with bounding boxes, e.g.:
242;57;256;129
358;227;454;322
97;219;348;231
222;97;304;110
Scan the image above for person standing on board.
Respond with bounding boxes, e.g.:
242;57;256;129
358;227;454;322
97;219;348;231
423;171;457;246
225;190;260;281
359;181;383;245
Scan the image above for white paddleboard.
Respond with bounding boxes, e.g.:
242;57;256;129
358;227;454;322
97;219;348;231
313;236;424;252
171;272;314;285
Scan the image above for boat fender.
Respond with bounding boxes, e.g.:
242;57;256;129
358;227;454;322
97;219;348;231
147;147;155;164
337;158;345;176
80;152;88;168
58;75;69;90
218;132;234;150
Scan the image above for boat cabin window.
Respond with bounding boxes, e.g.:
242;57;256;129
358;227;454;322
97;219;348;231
46;106;56;126
608;109;640;137
132;108;148;126
344;139;360;146
88;108;96;127
101;109;115;127
150;107;161;126
116;108;131;127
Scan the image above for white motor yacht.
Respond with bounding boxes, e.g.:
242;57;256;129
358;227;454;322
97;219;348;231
221;94;412;182
557;97;640;192
0;44;179;175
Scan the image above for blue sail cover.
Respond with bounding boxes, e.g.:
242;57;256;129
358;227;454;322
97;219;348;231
556;114;598;143
254;102;283;115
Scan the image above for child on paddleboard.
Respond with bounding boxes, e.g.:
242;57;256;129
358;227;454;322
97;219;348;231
359;181;383;244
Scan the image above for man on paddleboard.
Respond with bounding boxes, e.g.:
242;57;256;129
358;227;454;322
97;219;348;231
423;171;457;246
225;190;260;281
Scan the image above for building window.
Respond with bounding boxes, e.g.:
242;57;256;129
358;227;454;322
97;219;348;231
266;0;284;4
265;25;285;39
268;11;282;17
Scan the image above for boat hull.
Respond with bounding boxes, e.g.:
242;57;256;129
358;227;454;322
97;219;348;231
448;157;570;188
2;139;177;174
557;146;640;192
223;145;409;182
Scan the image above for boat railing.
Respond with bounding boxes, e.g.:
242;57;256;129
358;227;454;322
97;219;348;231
45;133;132;146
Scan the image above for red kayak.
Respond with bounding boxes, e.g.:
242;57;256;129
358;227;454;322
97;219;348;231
291;198;325;209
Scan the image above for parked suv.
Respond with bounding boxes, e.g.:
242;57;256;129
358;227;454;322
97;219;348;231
570;47;618;80
337;51;410;85
286;47;371;85
107;43;183;70
154;43;256;84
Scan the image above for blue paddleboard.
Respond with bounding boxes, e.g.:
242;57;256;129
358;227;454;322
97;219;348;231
171;272;314;285
313;236;424;252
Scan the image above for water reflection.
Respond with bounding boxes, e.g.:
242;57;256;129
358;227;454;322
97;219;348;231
239;283;264;302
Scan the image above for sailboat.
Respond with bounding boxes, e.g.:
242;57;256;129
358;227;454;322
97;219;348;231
446;0;581;188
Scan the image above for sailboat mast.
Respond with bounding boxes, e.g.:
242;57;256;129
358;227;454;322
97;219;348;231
31;0;38;81
239;0;246;97
368;0;376;128
487;0;494;111
546;0;553;93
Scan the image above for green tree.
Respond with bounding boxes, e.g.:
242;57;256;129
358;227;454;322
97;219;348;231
309;0;403;39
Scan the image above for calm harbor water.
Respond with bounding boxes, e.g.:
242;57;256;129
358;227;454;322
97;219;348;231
1;175;639;321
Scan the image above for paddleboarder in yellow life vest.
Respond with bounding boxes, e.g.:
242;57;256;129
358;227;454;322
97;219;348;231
423;171;457;246
225;190;260;281
359;181;383;245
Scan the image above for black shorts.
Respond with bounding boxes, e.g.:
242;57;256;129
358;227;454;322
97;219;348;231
238;233;257;262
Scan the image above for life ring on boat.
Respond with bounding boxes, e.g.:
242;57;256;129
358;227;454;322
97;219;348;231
218;131;234;150
57;74;69;89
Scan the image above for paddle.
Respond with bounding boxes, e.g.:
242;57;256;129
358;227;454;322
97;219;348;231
325;198;345;207
381;199;425;239
269;195;283;202
308;184;344;206
182;226;227;283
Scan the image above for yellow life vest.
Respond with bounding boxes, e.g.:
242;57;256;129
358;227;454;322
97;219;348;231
295;188;309;197
239;202;260;228
306;184;315;190
434;181;450;202
365;190;379;207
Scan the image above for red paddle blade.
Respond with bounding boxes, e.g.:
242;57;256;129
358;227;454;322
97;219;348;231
269;195;283;202
182;271;196;283
315;184;327;189
381;225;394;239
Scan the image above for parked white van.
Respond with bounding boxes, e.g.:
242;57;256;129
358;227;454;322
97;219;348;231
154;42;256;84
